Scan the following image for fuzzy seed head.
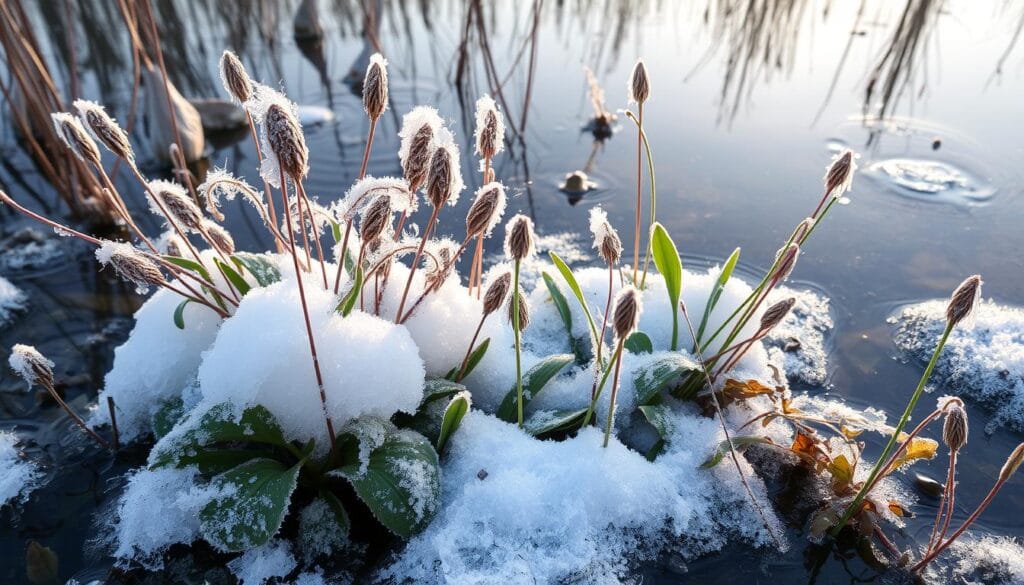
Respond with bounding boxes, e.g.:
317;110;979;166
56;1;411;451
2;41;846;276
363;53;389;120
51;112;101;166
504;214;535;261
612;286;642;339
163;232;187;257
9;344;54;389
628;59;650;104
219;50;252;103
791;217;815;244
202;220;235;255
825;149;857;198
760;297;795;332
265;103;309;182
942;403;969;452
774;243;800;281
474;95;505;160
482;271;512;316
154;183;203;231
999;443;1024;482
946;275;983;327
508;287;530;331
361;194;392;244
426;147;455;208
589;207;622;265
466;183;507;239
398;107;443;190
73;100;135;164
96;241;165;289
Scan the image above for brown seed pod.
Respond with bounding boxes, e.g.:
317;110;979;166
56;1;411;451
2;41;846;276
202;220;235;255
73;100;135;165
612;286;641;339
474;95;505;160
508;287;530;331
628;59;650;104
9;344;55;389
156;185;203;232
589;207;622;265
482;271;512;316
404;124;434;190
360;194;392;245
999;443;1024;482
760;297;796;332
946;275;982;327
773;243;800;281
942;403;969;452
825;149;856;197
265;103;309;182
51;113;101;166
466;183;507;239
362;54;389;120
425;146;455;208
219;50;252;103
503;214;535;261
103;244;165;288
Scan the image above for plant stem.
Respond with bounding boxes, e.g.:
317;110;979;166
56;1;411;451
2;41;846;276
831;323;954;537
582;340;623;427
602;337;626;447
245;110;283;253
358;117;378;180
295;181;328;289
279;168;336;453
43;380;110;450
624;110;657;289
107;396;120;451
395;205;440;322
911;477;1008;572
596;263;613;366
632;102;643;284
456;315;486;383
927;450;957;554
513;258;524;427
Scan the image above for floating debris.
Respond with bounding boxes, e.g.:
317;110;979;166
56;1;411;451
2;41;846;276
559;170;596;195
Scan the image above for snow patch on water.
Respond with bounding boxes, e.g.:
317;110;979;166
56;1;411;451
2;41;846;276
0;275;27;329
0;431;39;507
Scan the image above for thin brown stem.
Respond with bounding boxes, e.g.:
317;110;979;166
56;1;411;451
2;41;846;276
107;396;120;451
456;315;487;382
43;380;110;450
911;478;1008;572
295;181;328;289
632;102;643;283
395;205;440;322
358;117;378;180
246;110;283;253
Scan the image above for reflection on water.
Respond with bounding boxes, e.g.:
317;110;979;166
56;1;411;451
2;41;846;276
2;0;1024;583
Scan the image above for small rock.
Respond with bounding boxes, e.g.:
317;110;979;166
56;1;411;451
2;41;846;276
914;472;944;498
932;138;942;151
783;337;801;352
477;469;488;481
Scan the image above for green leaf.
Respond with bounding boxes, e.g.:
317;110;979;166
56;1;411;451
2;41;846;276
624;331;653;354
173;299;190;329
163;255;213;282
336;266;363;316
419;378;467;409
701;436;775;468
650;223;683;350
541;271;582;357
150;403;288;469
436;393;470;453
333;429;440;538
639;404;674;460
634;354;700;405
496;354;575;422
523;408;589;437
233;252;282;287
200;458;303;552
695;247;740;347
457;337;490;381
214;257;251;296
330;220;342;243
549;252;600;361
152;397;186;440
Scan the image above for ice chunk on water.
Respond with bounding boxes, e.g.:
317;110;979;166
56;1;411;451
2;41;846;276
0;431;39;507
765;286;833;386
0;275;27;329
892;299;1024;432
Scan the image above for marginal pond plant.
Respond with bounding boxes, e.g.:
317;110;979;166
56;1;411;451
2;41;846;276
2;47;1021;582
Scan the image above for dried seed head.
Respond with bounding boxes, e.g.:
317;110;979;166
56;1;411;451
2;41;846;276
628;59;650;104
9;344;54;389
219;50;253;103
151;181;203;231
946;275;983;327
362;53;389;120
96;241;165;289
825;149;857;198
424;138;463;208
773;243;800;281
503;214;535;261
942;403;969;452
791;217;815;244
202;220;235;255
466;183;507;239
760;297;795;332
474;95;505;160
162;232;187;257
73;100;135;165
588;207;622;265
612;286;642;339
265;103;309;182
482;271;512;315
999;443;1024;482
508;287;530;331
399;107;443;190
360;194;392;244
51;112;101;166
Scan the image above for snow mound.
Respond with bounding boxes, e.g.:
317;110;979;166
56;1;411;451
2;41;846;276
228;539;298;584
381;410;783;584
91;287;223;442
0;431;40;507
892;299;1024;432
930;536;1024;585
0;275;27;328
197;277;425;451
765;286;833;386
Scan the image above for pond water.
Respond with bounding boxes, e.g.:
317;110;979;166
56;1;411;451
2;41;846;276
2;0;1023;583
